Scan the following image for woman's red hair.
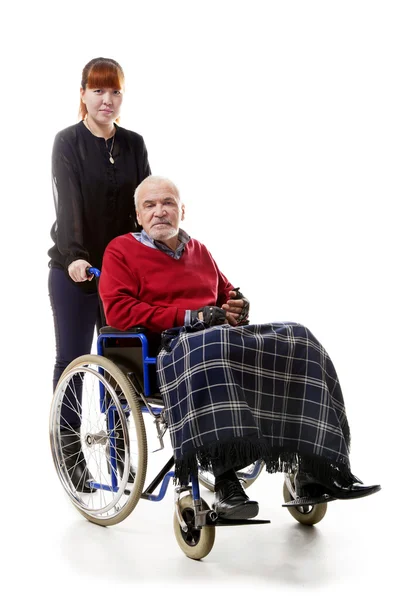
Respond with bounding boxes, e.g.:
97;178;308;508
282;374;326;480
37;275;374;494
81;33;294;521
79;57;125;122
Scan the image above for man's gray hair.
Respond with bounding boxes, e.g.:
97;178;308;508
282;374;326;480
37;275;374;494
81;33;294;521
134;175;181;204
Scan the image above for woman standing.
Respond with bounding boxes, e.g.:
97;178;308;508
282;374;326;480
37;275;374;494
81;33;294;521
48;57;151;490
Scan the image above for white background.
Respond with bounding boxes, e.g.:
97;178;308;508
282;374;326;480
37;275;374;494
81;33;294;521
1;0;398;596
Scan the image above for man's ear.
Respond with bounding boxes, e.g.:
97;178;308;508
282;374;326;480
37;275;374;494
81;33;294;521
181;204;185;221
136;210;142;225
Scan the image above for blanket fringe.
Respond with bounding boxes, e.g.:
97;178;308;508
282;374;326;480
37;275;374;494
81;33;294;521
173;436;353;487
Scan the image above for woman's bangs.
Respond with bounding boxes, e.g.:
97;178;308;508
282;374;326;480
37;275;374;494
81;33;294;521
87;65;124;90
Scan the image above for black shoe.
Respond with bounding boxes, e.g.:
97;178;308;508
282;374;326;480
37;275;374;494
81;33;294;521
295;471;381;501
60;428;95;493
213;478;259;520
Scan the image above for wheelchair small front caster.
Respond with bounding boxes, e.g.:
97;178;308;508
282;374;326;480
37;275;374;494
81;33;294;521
283;474;328;526
173;495;216;560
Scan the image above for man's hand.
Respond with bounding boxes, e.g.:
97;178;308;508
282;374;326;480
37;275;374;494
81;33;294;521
190;306;226;327
222;288;250;326
68;259;94;282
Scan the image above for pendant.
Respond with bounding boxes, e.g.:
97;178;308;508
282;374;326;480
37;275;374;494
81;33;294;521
109;156;115;164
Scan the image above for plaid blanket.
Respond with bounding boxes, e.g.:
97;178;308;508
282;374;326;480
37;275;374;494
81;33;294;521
157;322;352;485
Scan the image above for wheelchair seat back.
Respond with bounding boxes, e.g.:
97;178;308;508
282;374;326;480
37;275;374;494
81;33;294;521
99;326;160;396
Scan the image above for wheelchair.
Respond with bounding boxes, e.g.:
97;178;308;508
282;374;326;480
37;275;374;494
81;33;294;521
49;268;328;560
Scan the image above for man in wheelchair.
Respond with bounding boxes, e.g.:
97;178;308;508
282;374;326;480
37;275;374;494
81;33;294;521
99;175;380;520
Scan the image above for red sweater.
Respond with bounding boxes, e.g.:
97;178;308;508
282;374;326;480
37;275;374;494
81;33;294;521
99;234;233;333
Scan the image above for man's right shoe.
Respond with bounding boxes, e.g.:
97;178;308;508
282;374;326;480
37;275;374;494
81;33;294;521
295;471;381;501
213;478;259;520
60;428;95;493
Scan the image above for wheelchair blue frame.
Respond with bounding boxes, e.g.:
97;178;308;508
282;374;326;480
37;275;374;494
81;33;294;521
88;267;202;504
97;331;156;397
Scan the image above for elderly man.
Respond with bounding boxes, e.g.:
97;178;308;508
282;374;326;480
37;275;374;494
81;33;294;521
99;175;380;520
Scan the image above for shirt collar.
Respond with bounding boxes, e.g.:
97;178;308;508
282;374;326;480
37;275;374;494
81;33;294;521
133;228;190;259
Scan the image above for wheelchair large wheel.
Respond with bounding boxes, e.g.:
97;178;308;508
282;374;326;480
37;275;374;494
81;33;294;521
50;354;147;526
173;495;216;560
283;474;327;526
198;460;265;492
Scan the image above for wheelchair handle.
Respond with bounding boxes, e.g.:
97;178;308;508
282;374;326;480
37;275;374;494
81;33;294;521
86;266;101;278
85;266;106;326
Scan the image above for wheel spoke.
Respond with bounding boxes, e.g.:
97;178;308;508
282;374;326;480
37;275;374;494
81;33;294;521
50;355;147;526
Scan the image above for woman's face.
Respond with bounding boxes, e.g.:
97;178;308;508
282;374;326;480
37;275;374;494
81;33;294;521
81;86;123;124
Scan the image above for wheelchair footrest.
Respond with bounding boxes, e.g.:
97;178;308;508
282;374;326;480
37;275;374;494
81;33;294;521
282;494;336;507
215;518;271;526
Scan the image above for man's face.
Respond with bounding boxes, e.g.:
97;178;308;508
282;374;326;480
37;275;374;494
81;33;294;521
136;181;185;247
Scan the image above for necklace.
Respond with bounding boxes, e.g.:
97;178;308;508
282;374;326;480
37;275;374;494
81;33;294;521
105;135;116;164
85;117;116;164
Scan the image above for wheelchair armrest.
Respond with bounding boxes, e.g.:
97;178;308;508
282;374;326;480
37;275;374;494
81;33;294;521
99;326;148;334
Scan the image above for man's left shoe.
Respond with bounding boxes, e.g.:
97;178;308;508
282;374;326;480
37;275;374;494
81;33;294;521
213;478;259;520
296;471;381;501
